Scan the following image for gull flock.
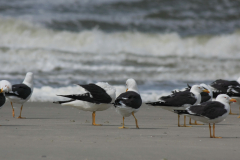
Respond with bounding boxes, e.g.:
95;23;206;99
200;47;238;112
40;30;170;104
1;72;240;138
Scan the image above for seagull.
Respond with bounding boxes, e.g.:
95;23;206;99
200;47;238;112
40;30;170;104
113;79;142;129
226;86;240;118
0;80;12;126
5;72;34;119
185;83;213;125
184;84;213;103
210;77;240;115
0;80;12;108
174;94;236;138
146;85;209;127
53;82;116;126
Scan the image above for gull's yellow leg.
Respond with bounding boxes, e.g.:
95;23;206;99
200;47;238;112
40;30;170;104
132;112;139;129
183;116;191;127
92;111;102;126
119;117;128;129
212;123;222;138
189;117;203;125
17;105;26;119
229;106;237;115
194;120;204;125
209;124;213;138
178;115;184;127
10;102;15;118
178;115;181;127
189;118;192;125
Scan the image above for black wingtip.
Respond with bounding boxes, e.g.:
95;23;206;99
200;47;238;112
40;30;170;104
174;110;189;115
57;95;65;97
56;95;73;98
53;99;75;104
53;101;60;104
187;83;192;88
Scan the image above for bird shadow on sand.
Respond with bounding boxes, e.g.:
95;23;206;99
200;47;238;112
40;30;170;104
0;125;38;127
80;124;120;127
134;127;168;130
105;125;167;129
217;124;235;125
79;124;165;129
218;137;240;139
197;136;240;139
25;118;64;119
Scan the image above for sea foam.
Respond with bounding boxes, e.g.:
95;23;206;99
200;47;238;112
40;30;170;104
27;85;163;102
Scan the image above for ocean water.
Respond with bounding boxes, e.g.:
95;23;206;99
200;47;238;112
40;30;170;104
0;0;240;102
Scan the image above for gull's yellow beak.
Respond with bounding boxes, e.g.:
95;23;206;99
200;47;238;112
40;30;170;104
203;89;210;93
126;89;128;92
230;98;237;102
0;88;3;93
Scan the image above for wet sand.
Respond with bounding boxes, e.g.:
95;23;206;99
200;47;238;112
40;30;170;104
0;102;240;160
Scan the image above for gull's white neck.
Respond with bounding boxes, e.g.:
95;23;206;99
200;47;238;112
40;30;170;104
126;79;139;93
128;88;139;93
23;81;33;89
219;100;230;110
190;89;201;105
23;76;33;89
216;97;231;110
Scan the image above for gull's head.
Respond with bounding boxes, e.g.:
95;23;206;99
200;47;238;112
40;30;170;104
190;85;210;94
126;78;139;93
200;83;213;96
0;80;12;93
23;72;34;88
216;94;236;104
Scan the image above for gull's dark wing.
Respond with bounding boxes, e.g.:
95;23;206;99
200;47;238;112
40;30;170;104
78;84;112;103
200;92;211;103
5;84;31;99
114;91;142;109
147;91;196;107
210;79;240;98
0;93;6;107
187;101;226;119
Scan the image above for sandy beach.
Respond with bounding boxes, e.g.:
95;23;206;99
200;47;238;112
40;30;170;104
1;1;240;159
0;102;239;160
